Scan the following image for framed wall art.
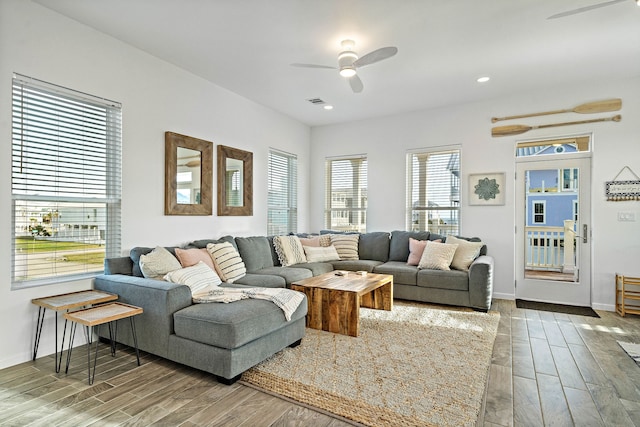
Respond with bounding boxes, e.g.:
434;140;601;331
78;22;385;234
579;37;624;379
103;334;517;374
469;172;505;206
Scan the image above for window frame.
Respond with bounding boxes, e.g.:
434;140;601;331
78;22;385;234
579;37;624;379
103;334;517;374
267;148;298;235
532;200;546;224
405;147;460;235
11;74;122;289
324;155;368;233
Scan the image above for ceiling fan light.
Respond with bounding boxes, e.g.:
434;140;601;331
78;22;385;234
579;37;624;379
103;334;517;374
340;67;357;78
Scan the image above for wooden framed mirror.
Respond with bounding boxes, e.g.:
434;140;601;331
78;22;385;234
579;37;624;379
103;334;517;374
165;132;213;215
217;145;253;216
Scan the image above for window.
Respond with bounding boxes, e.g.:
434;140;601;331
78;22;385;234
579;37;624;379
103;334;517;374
561;168;578;191
533;201;546;224
516;135;590;157
267;149;297;235
406;148;460;235
11;74;122;288
325;155;367;232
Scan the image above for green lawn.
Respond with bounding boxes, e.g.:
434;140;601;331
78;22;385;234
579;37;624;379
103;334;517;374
16;238;105;265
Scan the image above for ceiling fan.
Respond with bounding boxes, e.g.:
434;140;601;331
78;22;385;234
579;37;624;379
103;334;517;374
291;39;398;93
548;0;639;19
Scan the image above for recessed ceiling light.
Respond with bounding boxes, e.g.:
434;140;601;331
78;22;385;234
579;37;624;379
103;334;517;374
323;105;334;110
476;76;490;83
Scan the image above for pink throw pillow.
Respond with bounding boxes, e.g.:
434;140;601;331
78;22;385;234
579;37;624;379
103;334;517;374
175;248;215;270
407;238;442;266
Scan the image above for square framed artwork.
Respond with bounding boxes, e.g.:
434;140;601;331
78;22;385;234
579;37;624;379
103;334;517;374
468;172;505;206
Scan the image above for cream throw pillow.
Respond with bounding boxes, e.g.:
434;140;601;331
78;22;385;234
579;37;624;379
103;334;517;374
299;235;331;247
139;246;182;279
273;235;307;266
303;245;341;262
163;261;222;298
330;234;359;260
418;241;458;270
206;242;246;283
446;236;484;271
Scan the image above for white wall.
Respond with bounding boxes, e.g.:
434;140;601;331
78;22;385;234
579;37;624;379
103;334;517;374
310;75;640;310
0;0;310;369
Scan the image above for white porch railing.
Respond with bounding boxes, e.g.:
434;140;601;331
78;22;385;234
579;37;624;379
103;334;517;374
525;221;575;272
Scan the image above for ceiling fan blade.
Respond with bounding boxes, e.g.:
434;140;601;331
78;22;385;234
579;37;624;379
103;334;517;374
290;63;336;69
353;46;398;68
348;75;364;93
547;0;626;19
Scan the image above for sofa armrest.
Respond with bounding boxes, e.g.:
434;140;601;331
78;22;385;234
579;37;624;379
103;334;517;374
93;274;192;357
104;256;134;275
468;255;494;310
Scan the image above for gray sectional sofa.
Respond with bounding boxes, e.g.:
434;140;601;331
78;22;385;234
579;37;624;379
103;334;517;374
93;230;493;384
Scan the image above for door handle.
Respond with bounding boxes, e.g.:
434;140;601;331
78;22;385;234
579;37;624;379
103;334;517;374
582;224;588;243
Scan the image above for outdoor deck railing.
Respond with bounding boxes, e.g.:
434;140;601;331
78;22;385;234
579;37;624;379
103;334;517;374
525;220;576;273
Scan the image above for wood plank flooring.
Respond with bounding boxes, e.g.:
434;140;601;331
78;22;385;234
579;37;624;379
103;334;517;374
2;299;640;426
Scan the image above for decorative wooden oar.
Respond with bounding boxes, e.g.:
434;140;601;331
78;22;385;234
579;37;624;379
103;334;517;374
491;98;621;123
491;114;621;137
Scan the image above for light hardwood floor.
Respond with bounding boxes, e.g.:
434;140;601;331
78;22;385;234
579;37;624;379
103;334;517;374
1;299;640;426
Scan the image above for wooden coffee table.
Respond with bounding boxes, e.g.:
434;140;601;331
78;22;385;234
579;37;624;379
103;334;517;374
291;271;393;337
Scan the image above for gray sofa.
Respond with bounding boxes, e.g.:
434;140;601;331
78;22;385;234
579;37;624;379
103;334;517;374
93;230;493;384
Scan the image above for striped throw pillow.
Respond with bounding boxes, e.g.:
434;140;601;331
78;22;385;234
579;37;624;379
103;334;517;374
330;234;360;260
206;242;246;283
273;235;307;266
163;261;221;298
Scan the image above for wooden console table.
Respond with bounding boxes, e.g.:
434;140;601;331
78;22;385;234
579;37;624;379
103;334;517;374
64;302;143;385
31;290;118;372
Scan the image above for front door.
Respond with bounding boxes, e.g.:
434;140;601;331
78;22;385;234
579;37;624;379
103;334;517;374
515;156;591;306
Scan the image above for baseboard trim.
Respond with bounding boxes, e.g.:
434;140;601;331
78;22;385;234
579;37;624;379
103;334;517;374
493;292;515;300
592;303;615;312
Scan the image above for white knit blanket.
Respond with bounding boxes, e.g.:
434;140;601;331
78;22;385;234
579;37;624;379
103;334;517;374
192;287;304;321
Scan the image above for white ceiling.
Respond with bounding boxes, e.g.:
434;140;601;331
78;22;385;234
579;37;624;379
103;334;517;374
34;0;640;127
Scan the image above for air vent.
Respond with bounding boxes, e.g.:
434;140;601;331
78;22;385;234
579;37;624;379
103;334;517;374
306;98;326;105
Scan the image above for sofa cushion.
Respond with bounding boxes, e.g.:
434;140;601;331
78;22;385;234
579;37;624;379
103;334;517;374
273;235;307;266
164;261;222;297
373;261;418;285
130;246;178;277
206;242;247;283
175;248;216;270
139;246;182;279
330;234;360;260
389;231;430;262
233;273;287;288
418;241;458;270
289;262;335;276
252;266;313;285
235;236;275;272
188;235;237;251
331;259;382;273
303;245;340;263
417;268;469;291
173;296;307;350
358;232;390;262
445;235;484;271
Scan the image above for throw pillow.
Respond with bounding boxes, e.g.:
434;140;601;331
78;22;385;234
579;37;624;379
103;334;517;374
299;235;331;247
303;245;341;263
273;235;307;266
163;261;222;298
175;247;216;270
139;246;182;279
407;238;428;266
206;242;247;283
330;234;359;260
418;241;458;270
407;238;443;266
446;235;484;271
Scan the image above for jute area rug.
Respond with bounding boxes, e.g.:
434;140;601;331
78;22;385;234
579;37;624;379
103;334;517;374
241;301;500;427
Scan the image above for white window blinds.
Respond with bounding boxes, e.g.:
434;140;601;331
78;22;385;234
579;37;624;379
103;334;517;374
406;148;460;235
268;148;297;235
11;74;122;287
325;155;367;233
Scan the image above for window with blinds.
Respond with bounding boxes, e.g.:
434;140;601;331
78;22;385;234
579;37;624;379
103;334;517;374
11;74;122;288
267;149;297;235
325;155;367;233
406;148;460;235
